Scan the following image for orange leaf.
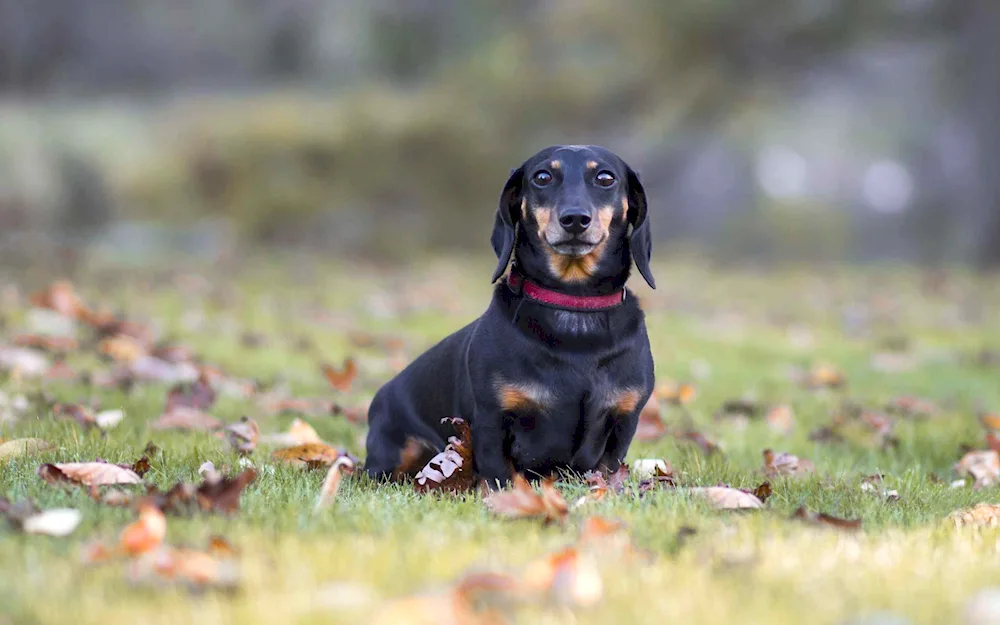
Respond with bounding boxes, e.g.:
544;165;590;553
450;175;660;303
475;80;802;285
521;547;603;606
484;475;567;524
120;504;166;556
271;443;347;468
949;503;1000;528
151;407;223;432
766;405;795;435
322;358;358;392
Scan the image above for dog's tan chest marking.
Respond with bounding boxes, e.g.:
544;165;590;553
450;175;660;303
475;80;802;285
607;388;642;416
495;379;552;412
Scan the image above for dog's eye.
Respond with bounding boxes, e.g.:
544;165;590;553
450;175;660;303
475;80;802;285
595;171;616;187
532;170;553;187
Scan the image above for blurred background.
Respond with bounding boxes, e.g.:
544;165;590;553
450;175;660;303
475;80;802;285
1;0;999;271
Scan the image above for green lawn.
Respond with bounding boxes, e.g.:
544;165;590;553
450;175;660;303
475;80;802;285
3;256;1000;625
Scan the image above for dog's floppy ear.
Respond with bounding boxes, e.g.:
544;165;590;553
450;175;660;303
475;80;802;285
626;166;656;289
490;165;525;283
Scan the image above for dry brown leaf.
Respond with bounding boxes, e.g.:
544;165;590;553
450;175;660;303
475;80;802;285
151;407;223;432
955;450;1000;488
791;506;862;530
0;496;82;537
39;461;142;486
766;405;795;435
98;334;147;362
980;412;1000;432
886;396;939;419
30;280;89;319
415;418;475;493
689;486;764;510
949;503;1000;528
225;416;260;454
314;456;356;512
52;402;97;428
752;481;773;503
12;334;79;353
322;358;358;393
484;474;568;524
120;503;167;556
762;449;815;478
675;430;720;455
0;438;57;461
166;375;217;412
271;443;347;468
634;395;666;442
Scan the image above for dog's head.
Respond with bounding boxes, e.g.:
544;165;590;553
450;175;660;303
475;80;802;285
490;145;655;290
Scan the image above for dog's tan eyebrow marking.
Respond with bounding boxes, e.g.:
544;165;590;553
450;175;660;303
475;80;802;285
550;160;562;170
586;160;598;170
495;379;552;412
608;388;642;415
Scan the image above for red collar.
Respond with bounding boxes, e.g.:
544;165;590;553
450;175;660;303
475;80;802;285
506;271;625;310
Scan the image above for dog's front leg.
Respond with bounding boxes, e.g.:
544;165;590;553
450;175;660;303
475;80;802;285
598;411;641;473
471;405;511;490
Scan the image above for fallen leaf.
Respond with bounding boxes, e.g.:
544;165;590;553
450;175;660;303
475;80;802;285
752;482;773;503
30;280;89;318
322;358;358;392
632;459;670;480
120;504;167;555
12;334;79;352
0;346;49;377
801;364;846;390
689;486;764;510
981;412;1000;432
22;508;83;537
95;409;125;430
766;405;795;435
0;438;57;460
949;503;1000;528
675;431;720;455
655;381;698;406
271;443;348;469
634;395;666;442
260;417;324;447
887;396;939;419
99;334;147;362
955;450;1000;488
521;547;603;607
166;375;217;412
194;469;257;514
151;407;223;432
415;418;475;493
225;416;260;455
762;449;815;478
791;506;861;530
51;402;97;428
38;461;142;486
717;398;761;419
638;465;677;495
484;475;568;524
314;456;356;512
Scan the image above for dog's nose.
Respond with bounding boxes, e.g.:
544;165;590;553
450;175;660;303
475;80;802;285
558;209;592;235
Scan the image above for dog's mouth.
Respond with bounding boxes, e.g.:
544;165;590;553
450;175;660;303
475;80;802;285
546;235;605;257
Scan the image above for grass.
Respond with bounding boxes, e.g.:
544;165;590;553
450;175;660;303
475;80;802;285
3;255;1000;625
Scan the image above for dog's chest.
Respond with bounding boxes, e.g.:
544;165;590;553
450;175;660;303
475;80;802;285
494;359;643;419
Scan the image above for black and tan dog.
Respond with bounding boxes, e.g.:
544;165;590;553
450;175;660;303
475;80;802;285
364;145;656;487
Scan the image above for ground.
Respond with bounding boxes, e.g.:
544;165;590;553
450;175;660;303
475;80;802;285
2;256;1000;625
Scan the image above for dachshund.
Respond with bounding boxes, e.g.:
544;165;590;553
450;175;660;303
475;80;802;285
364;145;655;488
